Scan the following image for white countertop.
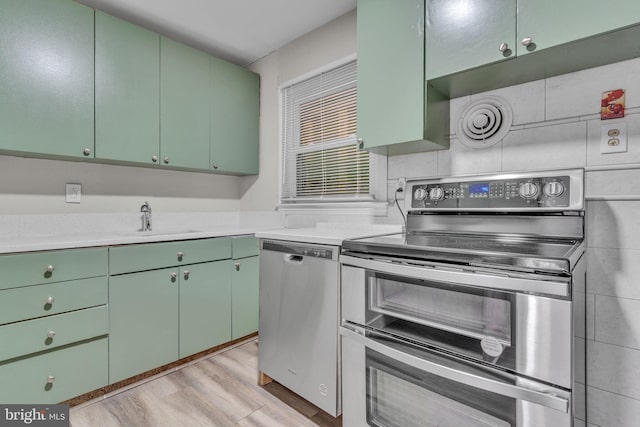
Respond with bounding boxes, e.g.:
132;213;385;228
0;211;281;254
255;223;403;246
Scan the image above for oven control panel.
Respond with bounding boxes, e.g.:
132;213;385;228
408;170;583;211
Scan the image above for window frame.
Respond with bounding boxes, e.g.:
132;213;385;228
277;55;387;212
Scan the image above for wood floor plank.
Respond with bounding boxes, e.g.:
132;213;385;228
70;339;342;427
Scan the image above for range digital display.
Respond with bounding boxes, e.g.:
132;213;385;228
469;183;489;193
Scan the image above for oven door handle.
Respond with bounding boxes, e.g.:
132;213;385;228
340;255;569;297
340;326;570;413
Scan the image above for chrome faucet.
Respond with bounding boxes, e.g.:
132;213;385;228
140;201;152;231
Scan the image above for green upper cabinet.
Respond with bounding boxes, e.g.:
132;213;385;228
210;57;260;174
95;11;160;165
0;0;94;158
517;0;640;56
425;0;516;79
160;37;211;170
357;0;449;155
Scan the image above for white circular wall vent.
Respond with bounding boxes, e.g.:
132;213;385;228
456;96;513;149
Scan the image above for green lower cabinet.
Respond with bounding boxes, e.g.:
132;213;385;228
0;337;108;404
109;268;179;384
231;256;259;340
179;261;232;358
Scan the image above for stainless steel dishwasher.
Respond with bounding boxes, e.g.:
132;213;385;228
258;239;341;417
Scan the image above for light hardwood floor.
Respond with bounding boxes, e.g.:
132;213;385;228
71;339;340;427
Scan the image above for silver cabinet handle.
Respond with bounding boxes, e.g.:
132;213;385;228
47;331;56;339
340;255;569;297
357;138;364;149
46;375;55;384
151;155;158;163
521;37;533;47
164;157;170;164
212;163;219;170
46;265;55;273
499;42;509;52
234;262;240;271
169;272;177;279
177;251;184;260
183;270;190;279
46;296;55;305
341;327;569;413
83;148;91;156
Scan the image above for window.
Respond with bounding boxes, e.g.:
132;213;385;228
280;60;379;203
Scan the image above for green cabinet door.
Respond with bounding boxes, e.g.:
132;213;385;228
0;0;94;158
210;57;260;175
109;268;179;384
179;261;232;358
231;256;259;340
425;0;515;79
517;0;640;56
160;37;211;170
95;11;160;164
357;0;449;154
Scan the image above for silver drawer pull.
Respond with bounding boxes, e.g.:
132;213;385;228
46;296;55;305
235;262;240;271
177;251;184;260
46;265;55;273
47;331;56;339
46;375;55;384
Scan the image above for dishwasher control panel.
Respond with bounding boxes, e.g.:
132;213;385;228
260;240;338;260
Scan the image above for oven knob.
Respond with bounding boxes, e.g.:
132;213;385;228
518;182;539;199
543;181;565;197
413;187;427;200
429;187;444;201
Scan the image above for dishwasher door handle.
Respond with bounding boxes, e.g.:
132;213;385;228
284;254;304;264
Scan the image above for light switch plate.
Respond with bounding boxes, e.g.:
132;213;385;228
65;183;82;203
600;121;627;154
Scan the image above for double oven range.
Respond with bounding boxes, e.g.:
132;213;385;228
340;169;586;427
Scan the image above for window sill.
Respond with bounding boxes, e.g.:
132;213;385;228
276;201;389;216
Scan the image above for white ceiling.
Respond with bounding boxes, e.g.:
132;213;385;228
76;0;357;66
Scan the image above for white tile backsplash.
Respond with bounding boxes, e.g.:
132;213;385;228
436;137;502;176
588;340;640;401
501;121;587;171
594;295;640;350
586;169;640;198
546;57;640;120
587;248;640;300
387;151;438;180
586;293;596;341
587;386;640;427
587;201;640;250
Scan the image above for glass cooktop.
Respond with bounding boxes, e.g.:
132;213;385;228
341;231;584;274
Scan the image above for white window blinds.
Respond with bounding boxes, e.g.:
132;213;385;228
281;60;374;202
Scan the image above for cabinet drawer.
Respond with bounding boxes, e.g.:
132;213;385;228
0;337;108;404
109;237;231;274
0;247;108;291
0;306;108;363
0;276;107;326
232;235;259;259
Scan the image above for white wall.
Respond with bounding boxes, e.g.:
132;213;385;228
388;57;640;427
241;9;358;213
0;155;242;214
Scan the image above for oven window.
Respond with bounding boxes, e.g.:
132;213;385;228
367;273;515;368
366;348;515;427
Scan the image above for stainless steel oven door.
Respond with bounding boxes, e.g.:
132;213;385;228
341;256;573;388
341;326;571;427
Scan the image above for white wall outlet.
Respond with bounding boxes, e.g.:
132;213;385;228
396;177;407;193
65;183;82;204
600;121;627;154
